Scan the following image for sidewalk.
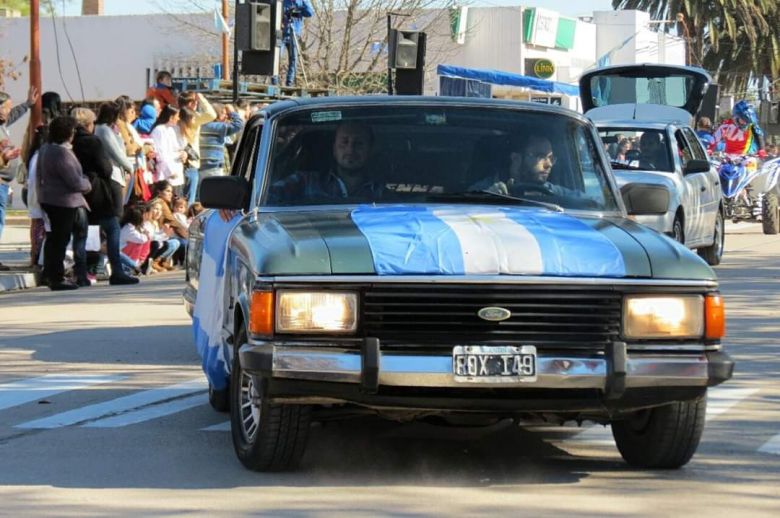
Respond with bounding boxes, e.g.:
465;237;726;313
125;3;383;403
0;214;39;292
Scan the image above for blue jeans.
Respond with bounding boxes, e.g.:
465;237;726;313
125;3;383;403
0;182;9;241
158;239;180;260
285;37;297;86
184;167;199;205
120;252;139;274
97;216;124;279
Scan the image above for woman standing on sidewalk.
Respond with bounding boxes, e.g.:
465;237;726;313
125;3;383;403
36;116;91;291
150;105;186;197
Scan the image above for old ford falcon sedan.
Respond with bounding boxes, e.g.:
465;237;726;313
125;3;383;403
184;97;733;472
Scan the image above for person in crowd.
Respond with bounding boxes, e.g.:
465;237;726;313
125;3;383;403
150;181;188;261
120;205;151;275
151;105;186;195
115;95;153;203
172;196;188;228
177;91;217;160
133;97;160;136
713;100;766;156
21;126;46;267
95;102;135;206
35;116;91;290
146;70;177;109
199;102;243;179
71;107;139;286
696;117;715;150
270;122;384;203
280;0;314;87
176;107;201;205
187;201;204;223
0;86;39;271
143;200;180;272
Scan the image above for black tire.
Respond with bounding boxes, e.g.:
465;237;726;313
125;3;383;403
208;384;230;413
671;216;685;244
611;395;706;469
763;192;779;235
230;326;311;472
698;210;724;266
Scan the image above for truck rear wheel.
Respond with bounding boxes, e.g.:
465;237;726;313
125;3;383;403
230;327;311;471
763;192;779;234
611;395;706;469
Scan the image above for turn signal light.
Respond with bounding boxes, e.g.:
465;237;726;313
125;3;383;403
249;291;274;335
705;294;725;339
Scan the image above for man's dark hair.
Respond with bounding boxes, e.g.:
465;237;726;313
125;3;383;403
96;101;120;125
48;116;78;144
335;122;374;147
156;70;172;83
178;91;197;106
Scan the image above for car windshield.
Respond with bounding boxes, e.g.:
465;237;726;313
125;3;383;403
598;128;673;173
589;74;697;109
264;105;620;212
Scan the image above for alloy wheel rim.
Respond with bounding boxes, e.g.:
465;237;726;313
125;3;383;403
714;215;723;259
674;221;684;243
239;370;260;443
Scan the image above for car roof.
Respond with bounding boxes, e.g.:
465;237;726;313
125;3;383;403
258;95;591;124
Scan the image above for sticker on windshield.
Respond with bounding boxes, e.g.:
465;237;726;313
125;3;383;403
311;111;343;123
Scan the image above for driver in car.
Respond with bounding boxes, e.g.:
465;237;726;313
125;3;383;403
638;132;670;171
470;135;578;197
269;122;384;203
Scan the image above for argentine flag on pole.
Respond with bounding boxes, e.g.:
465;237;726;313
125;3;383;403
214;6;231;35
192;211;242;390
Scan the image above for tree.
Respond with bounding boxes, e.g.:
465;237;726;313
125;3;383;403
0;0;30;16
611;0;778;94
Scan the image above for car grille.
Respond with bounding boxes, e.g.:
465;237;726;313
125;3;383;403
361;284;622;351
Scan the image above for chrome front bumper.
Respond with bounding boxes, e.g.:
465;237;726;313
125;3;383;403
240;341;734;392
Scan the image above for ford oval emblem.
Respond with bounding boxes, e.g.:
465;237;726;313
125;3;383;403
477;307;512;322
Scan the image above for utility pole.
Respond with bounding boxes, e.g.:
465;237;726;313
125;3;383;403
222;0;230;81
30;0;42;128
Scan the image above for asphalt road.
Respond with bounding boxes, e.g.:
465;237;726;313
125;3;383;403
0;222;779;516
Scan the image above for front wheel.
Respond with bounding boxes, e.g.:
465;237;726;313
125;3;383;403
762;192;779;235
698;211;725;265
671;216;685;244
611;395;706;469
230;326;311;471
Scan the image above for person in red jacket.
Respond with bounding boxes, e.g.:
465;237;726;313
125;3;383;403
146;71;178;109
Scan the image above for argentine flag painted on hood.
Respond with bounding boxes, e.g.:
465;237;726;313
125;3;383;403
351;205;626;277
192;212;242;390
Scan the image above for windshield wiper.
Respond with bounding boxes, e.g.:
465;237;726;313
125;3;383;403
426;190;564;212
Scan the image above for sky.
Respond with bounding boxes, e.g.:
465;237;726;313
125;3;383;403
61;1;616;18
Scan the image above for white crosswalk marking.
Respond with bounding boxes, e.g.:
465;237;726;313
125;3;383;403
758;434;780;456
0;374;125;411
201;421;231;432
86;393;207;428
16;378;207;429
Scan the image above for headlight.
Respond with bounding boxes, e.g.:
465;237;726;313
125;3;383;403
276;291;358;333
623;295;703;339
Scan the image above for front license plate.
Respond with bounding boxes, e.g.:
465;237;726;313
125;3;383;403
452;345;537;383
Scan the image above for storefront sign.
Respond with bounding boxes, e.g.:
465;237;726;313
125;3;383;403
530;96;562;106
523;7;559;48
532;59;555;79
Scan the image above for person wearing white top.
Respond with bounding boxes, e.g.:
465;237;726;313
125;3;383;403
151;105;186;195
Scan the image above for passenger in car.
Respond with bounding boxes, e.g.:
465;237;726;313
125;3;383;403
269;122;384;203
638;132;670;171
469;135;579;197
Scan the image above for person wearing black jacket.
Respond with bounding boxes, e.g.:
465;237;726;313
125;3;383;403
71;107;139;285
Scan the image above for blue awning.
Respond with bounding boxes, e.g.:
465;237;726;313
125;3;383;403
437;64;580;97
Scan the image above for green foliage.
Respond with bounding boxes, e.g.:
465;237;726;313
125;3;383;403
0;0;30;15
611;0;779;94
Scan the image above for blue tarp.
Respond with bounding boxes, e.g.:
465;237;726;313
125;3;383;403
437;64;580;97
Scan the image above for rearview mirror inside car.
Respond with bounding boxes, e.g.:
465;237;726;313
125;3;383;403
621;183;670;216
199;176;250;210
684;159;711;174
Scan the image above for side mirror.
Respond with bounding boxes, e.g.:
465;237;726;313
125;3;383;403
684;159;711;174
199;176;250;210
621;183;670;216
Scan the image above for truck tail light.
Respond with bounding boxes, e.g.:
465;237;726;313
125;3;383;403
249;290;274;335
705;294;725;339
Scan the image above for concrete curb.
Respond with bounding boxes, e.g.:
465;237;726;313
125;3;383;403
0;272;39;292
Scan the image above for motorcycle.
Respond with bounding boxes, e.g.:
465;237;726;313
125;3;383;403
717;154;780;234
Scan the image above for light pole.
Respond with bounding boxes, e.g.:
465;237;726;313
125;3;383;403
30;0;42;128
222;0;230;81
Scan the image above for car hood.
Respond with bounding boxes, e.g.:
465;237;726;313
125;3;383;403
236;205;714;281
